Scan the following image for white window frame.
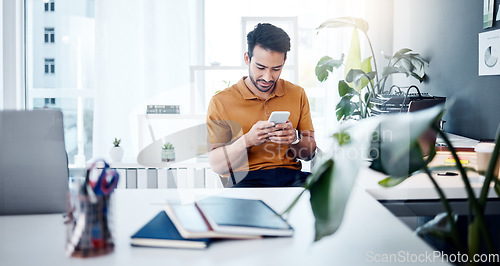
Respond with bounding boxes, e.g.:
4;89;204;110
1;0;25;110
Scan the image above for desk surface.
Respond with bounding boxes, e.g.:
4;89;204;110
358;152;497;201
0;187;449;266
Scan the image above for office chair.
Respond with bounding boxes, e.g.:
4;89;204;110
0;109;69;215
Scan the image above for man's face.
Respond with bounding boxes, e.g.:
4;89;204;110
244;45;286;93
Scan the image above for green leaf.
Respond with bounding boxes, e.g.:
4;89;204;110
315;55;344;82
338;80;355;97
344;28;361;87
317;17;369;33
369;105;444;177
307;118;380;241
394;48;413;56
335;96;357;121
382;66;411;78
378;176;411;187
361;56;373;73
346;69;375;92
386;49;428;82
333;131;351;146
468;220;481;257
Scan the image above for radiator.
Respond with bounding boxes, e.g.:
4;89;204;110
111;167;223;189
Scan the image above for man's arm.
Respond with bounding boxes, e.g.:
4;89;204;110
289;130;316;161
208;120;276;175
268;122;316;161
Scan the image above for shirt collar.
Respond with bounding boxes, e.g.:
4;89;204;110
237;77;285;100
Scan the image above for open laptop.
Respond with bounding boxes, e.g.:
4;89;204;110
0;109;69;215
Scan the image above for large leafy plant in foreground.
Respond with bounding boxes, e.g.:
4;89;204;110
283;105;500;261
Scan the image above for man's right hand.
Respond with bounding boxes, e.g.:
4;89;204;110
244;121;277;147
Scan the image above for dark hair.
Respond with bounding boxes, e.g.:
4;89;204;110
247;23;291;61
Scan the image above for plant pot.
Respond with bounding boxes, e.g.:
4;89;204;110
109;146;124;162
161;148;175;162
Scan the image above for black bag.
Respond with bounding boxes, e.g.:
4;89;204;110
371;85;446;115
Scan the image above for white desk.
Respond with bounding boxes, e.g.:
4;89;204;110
0;187;450;265
357;151;500;216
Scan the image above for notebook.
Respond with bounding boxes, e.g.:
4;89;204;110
164;202;261;239
195;197;294;237
0;110;69;215
130;211;210;249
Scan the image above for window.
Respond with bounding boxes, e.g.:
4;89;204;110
25;0;353;165
44;0;55;12
44;58;55;74
44;98;56;105
44;27;55;43
27;0;96;166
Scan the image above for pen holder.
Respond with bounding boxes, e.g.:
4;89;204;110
65;160;119;258
66;192;115;257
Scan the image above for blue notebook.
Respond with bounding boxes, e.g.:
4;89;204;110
195;197;293;237
130;211;210;249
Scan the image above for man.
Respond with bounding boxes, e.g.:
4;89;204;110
207;23;316;187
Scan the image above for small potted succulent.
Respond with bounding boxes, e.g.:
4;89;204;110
161;142;175;162
109;138;124;162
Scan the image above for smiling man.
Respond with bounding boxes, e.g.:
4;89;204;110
207;23;316;187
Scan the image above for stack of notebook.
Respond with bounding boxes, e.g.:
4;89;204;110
130;196;294;249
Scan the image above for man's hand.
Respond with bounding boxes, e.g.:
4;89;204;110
244;121;276;147
267;121;296;145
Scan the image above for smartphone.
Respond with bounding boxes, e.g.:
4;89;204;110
268;111;290;124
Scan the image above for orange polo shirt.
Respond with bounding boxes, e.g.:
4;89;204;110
206;77;314;172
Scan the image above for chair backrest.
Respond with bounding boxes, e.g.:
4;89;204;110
0;110;69;215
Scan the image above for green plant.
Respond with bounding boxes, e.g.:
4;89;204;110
315;17;428;121
215;80;232;95
113;138;121;147
163;142;174;150
283;105;500;262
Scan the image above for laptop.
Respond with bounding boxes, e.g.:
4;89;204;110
0;110;69;215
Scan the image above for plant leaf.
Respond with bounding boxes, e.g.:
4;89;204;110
387;49;428;82
335;96;357;121
369;105;444;177
308;118;380;241
338;80;355;97
382;66;411;78
378;176;411;187
315;55;344;82
468;219;481;256
333;130;351;146
344;28;362;88
346;69;375;92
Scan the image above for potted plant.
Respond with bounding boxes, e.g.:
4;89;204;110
109;138;124;162
161;142;175;162
315;17;428;121
283;105;500;263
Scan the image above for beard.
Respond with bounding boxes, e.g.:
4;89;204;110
248;70;276;93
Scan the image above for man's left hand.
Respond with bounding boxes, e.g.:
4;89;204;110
267;121;297;145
